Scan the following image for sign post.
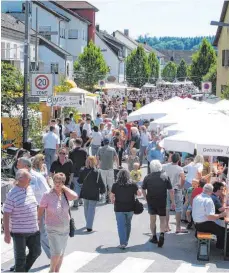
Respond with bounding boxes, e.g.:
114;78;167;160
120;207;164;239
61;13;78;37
31;74;53;96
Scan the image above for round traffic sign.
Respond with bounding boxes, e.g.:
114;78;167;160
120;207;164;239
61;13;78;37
204;83;210;89
35;74;50;90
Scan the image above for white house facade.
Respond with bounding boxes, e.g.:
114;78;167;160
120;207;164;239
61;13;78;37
1;13;36;73
95;29;129;83
1;13;73;84
2;1;90;62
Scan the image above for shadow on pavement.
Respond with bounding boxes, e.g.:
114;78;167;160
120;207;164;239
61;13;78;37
95;231;229;270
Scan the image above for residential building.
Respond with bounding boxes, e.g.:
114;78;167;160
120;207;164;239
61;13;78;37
156;49;195;65
95;27;130;83
1;13;36;73
1;13;73;83
2;1;90;61
213;0;229;97
113;29;165;75
55;1;99;42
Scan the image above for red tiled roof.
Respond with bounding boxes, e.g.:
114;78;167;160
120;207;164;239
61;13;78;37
55;1;99;12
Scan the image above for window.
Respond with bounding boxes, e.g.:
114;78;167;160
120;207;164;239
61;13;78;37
51;63;59;74
68;29;78;39
6;43;10;59
60;28;65;38
39;26;51;41
14;44;17;59
222;50;229;67
1;42;5;59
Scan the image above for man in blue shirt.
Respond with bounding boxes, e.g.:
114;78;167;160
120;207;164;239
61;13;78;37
146;133;157;174
149;142;165;164
94;113;103;127
211;182;225;214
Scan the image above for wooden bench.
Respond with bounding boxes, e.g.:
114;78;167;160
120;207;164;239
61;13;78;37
197;232;213;261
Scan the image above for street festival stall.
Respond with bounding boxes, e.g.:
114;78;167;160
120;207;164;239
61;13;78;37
46;87;99;120
127;97;192;122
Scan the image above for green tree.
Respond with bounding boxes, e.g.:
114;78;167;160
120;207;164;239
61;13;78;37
1;62;24;116
162;61;177;82
177;59;188;81
126;45;150;87
74;41;109;91
148;52;160;84
190;38;216;88
202;64;217;95
221;85;229;100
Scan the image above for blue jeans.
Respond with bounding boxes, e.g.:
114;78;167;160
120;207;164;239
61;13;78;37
84;199;97;229
139;145;147;165
91;145;100;156
40;215;51;259
115;211;134;245
44;149;56;172
73;177;82;206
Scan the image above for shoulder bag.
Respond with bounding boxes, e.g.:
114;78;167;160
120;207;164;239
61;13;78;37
134;198;144;215
63;191;76;237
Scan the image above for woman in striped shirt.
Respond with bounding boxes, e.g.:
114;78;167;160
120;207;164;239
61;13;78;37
38;173;78;273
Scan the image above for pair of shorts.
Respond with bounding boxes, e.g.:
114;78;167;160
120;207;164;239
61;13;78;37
148;205;166;216
166;189;183;213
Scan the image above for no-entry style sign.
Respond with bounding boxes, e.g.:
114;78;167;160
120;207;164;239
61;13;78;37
201;82;212;93
31;74;53;96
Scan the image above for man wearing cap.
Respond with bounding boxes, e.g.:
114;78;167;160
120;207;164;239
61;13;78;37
97;138;119;203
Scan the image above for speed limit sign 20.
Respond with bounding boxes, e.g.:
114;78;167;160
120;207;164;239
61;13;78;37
32;74;53;96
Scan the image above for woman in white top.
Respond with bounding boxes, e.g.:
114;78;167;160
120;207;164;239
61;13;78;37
91;126;103;156
139;126;151;166
183;155;204;190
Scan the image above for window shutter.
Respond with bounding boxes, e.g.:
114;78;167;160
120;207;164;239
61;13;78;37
222;50;225;66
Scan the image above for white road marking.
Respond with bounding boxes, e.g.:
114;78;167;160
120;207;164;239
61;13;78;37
110;257;154;273
39;251;99;273
175;263;209;273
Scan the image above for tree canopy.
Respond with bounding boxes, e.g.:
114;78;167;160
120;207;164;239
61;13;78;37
1;62;24;116
190;38;217;88
74;41;109;91
137;36;215;50
148;52;160;84
126;45;150;87
162;61;177;82
176;59;188;81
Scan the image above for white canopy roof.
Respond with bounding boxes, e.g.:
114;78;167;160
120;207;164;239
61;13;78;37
160;112;229;156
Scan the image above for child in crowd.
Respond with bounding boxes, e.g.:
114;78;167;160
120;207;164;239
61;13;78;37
184;179;199;229
130;162;142;188
127;148;140;172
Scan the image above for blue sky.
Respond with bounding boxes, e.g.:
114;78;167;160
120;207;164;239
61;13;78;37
89;0;224;38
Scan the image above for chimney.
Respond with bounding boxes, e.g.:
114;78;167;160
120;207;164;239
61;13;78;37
124;29;129;37
96;24;100;32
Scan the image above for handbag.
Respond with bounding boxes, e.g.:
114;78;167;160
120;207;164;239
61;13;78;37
134;198;144;215
63;192;76;237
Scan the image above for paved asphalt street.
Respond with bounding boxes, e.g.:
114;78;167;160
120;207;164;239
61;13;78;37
1;164;229;272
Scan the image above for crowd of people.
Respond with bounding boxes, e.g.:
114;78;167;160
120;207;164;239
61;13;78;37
3;92;229;272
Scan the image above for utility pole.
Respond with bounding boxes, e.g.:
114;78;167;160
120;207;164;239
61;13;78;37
35;7;38;70
22;0;30;147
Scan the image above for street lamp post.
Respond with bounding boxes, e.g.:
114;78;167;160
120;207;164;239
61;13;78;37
23;0;30;147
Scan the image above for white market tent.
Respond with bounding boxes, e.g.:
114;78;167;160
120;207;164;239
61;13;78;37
69;87;99;119
127;100;163;121
160;112;229;156
149;101;217;131
127;97;187;122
